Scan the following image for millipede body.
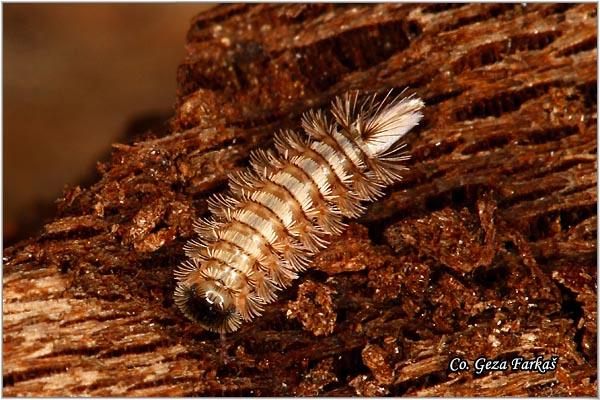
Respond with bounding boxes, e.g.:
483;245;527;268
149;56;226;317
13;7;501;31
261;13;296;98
174;90;424;333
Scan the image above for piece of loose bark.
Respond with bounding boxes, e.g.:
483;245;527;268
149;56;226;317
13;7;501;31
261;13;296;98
3;4;597;396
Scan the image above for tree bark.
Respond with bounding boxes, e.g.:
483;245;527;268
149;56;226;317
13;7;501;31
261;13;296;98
3;4;597;396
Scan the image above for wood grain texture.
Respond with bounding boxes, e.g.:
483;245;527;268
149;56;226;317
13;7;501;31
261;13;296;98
3;4;597;396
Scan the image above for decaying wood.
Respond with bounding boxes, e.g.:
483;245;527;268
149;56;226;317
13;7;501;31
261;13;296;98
3;4;597;396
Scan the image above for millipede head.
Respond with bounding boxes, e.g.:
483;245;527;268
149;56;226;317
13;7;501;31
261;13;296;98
174;277;242;334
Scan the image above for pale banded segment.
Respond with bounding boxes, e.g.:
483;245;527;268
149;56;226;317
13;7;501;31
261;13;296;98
224;204;300;284
213;231;276;283
274;129;354;205
292;142;361;217
218;226;268;260
231;208;279;249
298;145;365;218
281;157;339;214
286;156;346;235
292;156;333;200
208;233;296;297
206;242;254;274
249;189;295;231
310;140;353;186
250;170;330;253
332;129;366;171
328;133;384;201
270;171;318;219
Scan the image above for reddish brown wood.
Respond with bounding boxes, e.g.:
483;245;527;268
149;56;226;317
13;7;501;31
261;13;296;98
3;4;597;396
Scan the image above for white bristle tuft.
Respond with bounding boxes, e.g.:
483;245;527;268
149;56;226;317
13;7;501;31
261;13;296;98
363;95;425;156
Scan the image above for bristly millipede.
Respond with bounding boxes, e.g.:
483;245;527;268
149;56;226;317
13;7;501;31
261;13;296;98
174;90;424;333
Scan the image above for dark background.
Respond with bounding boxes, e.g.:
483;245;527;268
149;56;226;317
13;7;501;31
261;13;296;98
3;3;213;244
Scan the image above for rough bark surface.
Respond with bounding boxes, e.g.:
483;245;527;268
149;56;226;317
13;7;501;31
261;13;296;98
3;3;597;396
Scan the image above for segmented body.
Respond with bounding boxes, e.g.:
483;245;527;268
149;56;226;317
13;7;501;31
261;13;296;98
174;90;424;333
